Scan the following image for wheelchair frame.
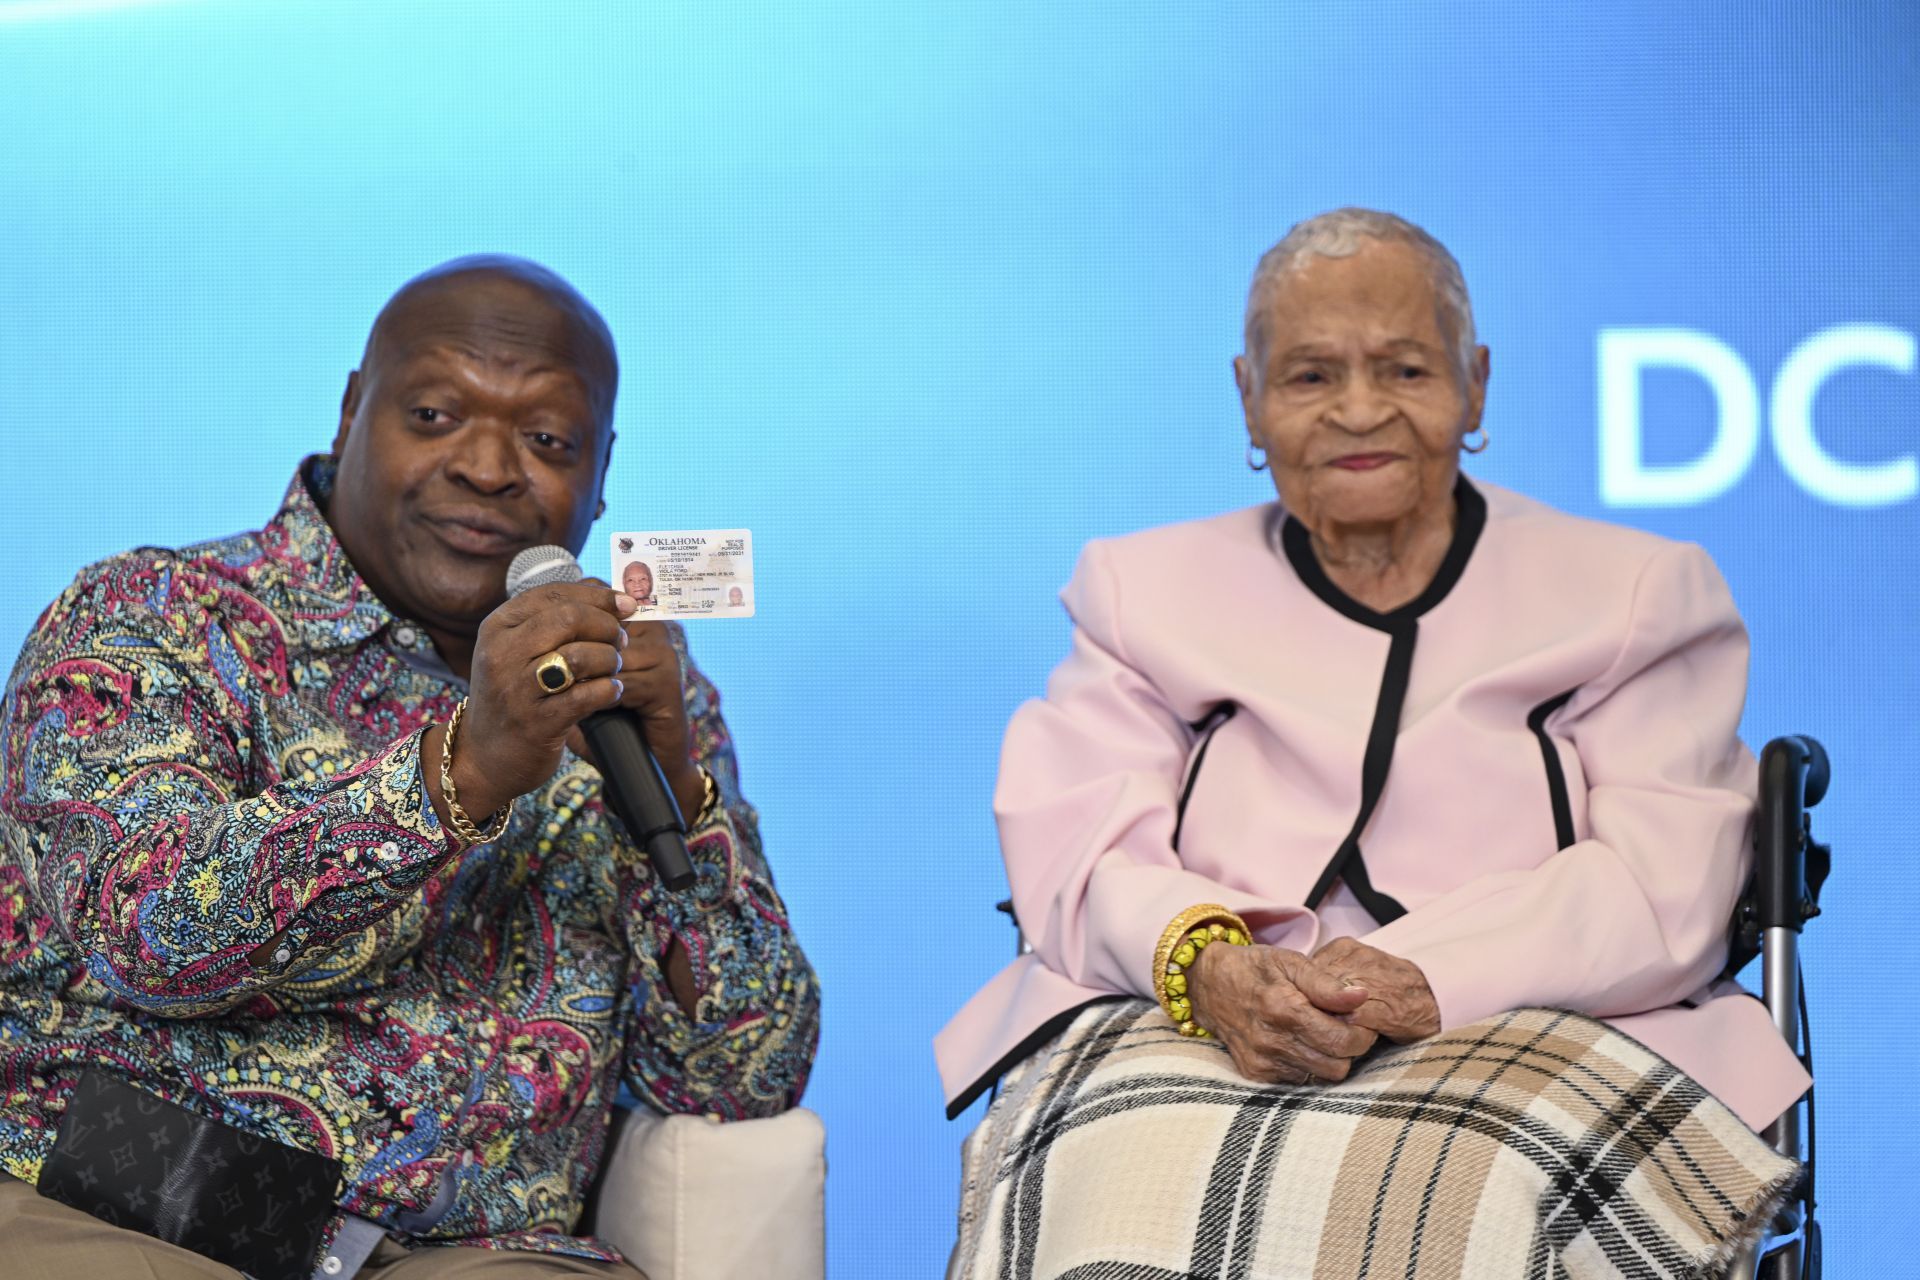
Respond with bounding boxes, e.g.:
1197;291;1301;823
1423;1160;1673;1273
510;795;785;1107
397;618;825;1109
1728;735;1829;1280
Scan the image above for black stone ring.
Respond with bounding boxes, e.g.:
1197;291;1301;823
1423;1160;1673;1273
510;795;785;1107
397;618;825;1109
535;651;576;695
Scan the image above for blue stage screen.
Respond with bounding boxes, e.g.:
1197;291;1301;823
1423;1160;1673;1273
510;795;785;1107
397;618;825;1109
2;2;1915;1274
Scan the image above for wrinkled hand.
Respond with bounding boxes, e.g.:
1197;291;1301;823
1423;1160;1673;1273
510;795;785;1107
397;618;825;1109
1312;938;1441;1043
1186;943;1378;1084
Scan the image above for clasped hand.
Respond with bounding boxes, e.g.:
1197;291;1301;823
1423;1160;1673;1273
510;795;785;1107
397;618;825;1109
1186;937;1441;1086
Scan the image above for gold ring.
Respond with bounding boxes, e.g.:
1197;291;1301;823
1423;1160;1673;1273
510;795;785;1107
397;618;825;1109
534;651;576;695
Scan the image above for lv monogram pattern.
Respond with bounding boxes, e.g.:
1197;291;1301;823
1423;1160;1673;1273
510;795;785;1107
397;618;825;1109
40;1069;341;1280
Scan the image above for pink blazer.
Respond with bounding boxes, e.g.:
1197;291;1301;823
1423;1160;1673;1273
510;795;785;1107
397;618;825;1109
936;479;1809;1130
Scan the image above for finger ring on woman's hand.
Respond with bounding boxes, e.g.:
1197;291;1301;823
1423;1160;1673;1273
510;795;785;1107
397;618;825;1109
534;651;576;695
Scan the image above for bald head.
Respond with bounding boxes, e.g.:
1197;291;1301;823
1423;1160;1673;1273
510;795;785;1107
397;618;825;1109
326;256;624;653
363;254;619;426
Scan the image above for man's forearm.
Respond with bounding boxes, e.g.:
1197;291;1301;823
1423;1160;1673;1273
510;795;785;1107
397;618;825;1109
616;810;820;1117
67;730;461;1015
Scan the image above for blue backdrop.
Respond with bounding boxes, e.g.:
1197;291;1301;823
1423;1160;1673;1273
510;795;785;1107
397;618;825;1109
3;2;1916;1274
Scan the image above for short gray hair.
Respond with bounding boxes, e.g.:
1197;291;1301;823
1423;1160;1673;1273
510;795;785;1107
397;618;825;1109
1243;208;1477;375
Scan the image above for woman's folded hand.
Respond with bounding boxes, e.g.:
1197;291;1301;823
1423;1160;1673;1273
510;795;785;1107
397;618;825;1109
1313;937;1442;1044
1187;943;1377;1084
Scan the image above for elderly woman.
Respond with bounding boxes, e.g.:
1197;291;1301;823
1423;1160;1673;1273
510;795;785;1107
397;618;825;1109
940;210;1807;1279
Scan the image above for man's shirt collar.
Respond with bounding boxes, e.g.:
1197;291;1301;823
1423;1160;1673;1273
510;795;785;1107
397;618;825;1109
250;454;413;657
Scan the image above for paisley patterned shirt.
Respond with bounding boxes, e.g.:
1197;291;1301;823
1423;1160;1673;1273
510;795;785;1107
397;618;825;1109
0;458;820;1261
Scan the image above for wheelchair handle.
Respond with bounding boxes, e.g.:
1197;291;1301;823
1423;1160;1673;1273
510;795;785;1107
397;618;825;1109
1756;735;1830;933
1788;734;1831;808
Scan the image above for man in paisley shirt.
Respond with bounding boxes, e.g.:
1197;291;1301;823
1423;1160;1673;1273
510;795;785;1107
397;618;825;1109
0;257;820;1276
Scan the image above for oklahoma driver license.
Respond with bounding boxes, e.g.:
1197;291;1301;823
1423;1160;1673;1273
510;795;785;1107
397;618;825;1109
611;530;754;620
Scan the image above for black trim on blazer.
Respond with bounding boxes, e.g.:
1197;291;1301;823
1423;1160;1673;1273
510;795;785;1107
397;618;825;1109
1173;703;1237;853
1281;477;1487;926
1279;475;1486;632
1528;689;1580;850
943;996;1123;1120
1303;626;1413;924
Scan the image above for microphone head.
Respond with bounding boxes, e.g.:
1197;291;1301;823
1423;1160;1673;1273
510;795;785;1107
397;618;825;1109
506;545;584;598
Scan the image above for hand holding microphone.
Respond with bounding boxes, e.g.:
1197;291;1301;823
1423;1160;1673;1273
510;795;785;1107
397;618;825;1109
430;545;700;890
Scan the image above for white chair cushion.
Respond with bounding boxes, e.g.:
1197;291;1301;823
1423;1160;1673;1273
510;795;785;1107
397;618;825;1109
587;1106;826;1280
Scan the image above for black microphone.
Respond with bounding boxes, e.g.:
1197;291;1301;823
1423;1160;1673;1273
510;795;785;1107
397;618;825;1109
506;546;697;891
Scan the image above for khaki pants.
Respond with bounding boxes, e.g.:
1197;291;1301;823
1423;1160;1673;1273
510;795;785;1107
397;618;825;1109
0;1176;645;1278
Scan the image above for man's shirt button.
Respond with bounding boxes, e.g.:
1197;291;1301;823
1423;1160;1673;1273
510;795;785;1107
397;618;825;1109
393;625;419;647
322;1256;343;1275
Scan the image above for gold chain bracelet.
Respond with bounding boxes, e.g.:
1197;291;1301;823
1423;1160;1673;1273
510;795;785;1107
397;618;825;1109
1153;903;1250;1037
690;766;720;829
438;698;515;846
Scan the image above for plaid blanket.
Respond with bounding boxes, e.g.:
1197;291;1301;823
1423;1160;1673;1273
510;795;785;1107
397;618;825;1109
949;1002;1797;1280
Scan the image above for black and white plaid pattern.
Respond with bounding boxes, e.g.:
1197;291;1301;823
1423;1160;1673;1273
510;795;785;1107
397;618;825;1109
949;1003;1797;1280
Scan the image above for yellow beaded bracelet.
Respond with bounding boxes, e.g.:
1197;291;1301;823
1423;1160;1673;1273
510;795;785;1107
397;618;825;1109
1152;904;1250;1037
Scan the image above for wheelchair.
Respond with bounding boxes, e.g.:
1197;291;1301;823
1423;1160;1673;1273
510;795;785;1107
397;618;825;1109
1726;735;1829;1280
994;734;1831;1280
